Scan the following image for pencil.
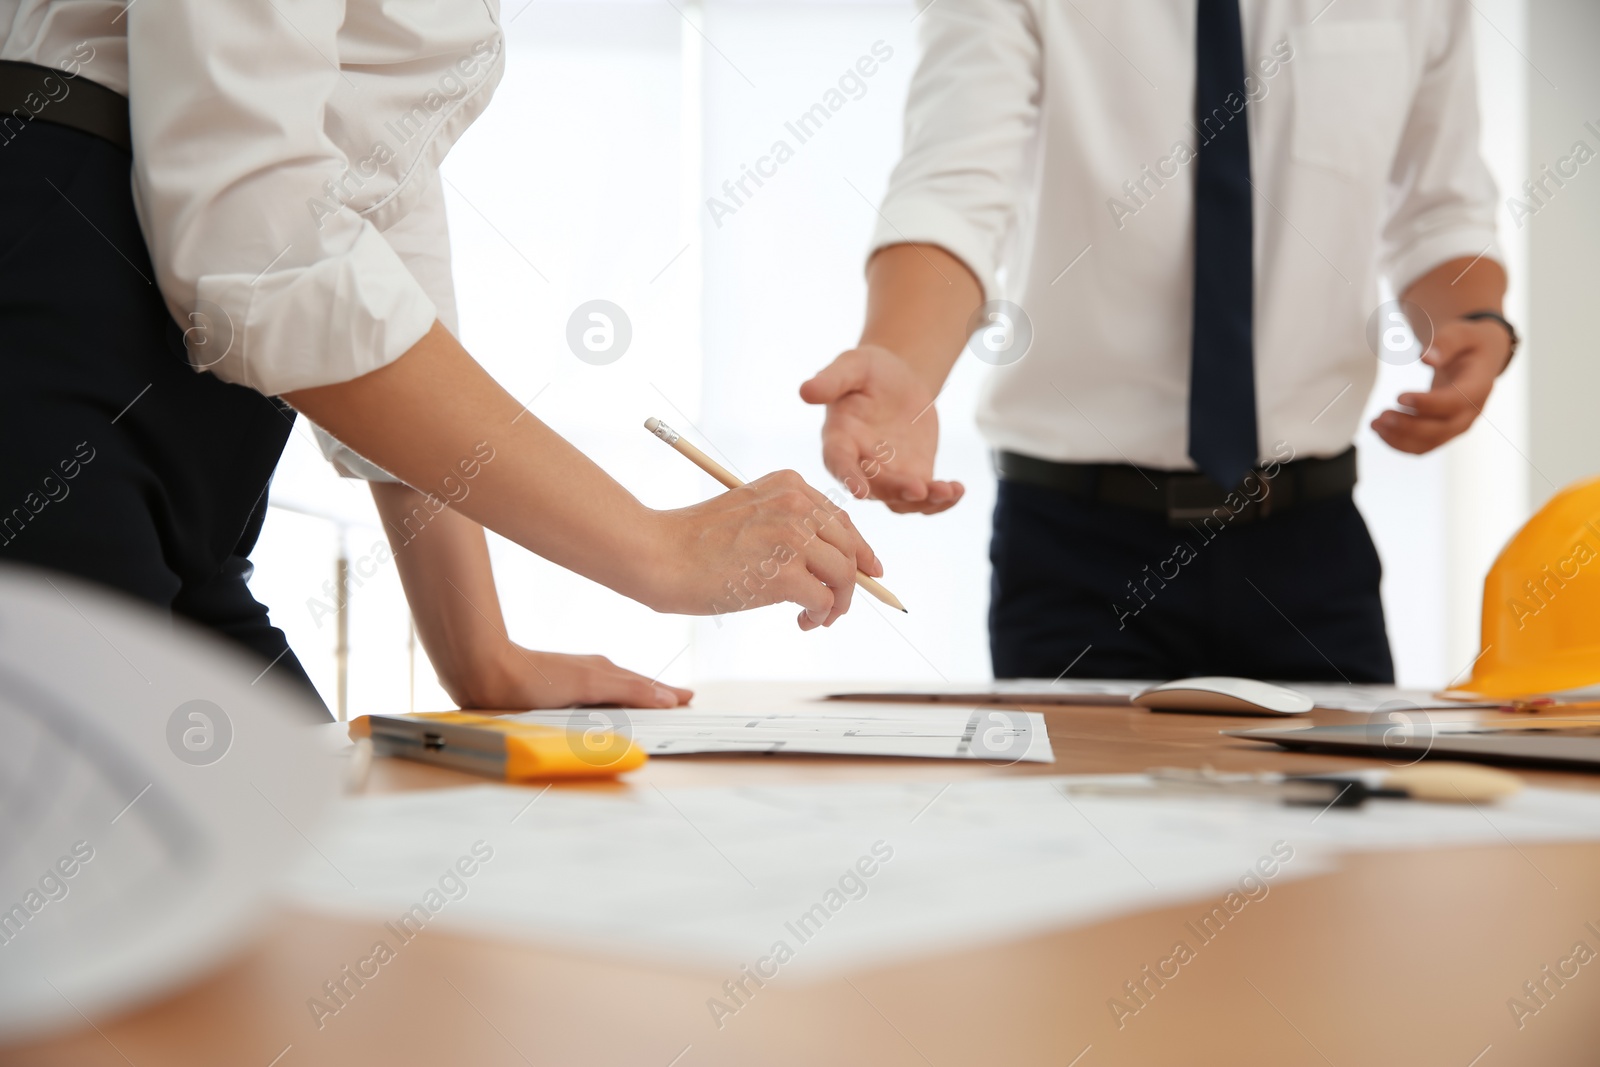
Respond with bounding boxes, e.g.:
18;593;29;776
644;417;907;613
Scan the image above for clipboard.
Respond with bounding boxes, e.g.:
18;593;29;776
350;712;647;781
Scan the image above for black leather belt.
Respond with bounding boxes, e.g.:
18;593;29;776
0;60;130;154
996;447;1357;526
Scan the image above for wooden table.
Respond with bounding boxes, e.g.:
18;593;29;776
12;683;1600;1066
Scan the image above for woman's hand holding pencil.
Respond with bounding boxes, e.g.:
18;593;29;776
643;418;903;629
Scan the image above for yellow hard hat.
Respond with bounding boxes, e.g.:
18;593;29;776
1460;474;1600;698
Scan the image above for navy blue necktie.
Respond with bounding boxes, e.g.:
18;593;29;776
1188;0;1258;492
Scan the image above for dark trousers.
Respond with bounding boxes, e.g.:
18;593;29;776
988;479;1395;683
0;122;327;714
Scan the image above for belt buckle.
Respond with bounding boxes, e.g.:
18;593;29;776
1164;475;1226;526
1164;473;1272;527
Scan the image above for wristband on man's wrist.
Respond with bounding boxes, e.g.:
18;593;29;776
1461;309;1519;367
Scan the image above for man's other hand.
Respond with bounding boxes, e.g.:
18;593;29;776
1371;317;1513;454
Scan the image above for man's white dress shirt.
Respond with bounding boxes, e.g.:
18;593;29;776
871;0;1500;469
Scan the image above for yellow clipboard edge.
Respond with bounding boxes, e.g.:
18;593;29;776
350;711;648;780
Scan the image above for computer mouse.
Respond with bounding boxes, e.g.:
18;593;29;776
1132;676;1314;716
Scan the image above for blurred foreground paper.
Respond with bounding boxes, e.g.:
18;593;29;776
288;775;1600;979
0;565;340;1043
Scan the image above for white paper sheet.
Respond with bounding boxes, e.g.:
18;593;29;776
507;706;1055;762
286;775;1600;981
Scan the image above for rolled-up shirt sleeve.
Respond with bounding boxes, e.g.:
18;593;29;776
870;0;1042;300
127;0;438;397
1380;0;1501;294
315;174;459;482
